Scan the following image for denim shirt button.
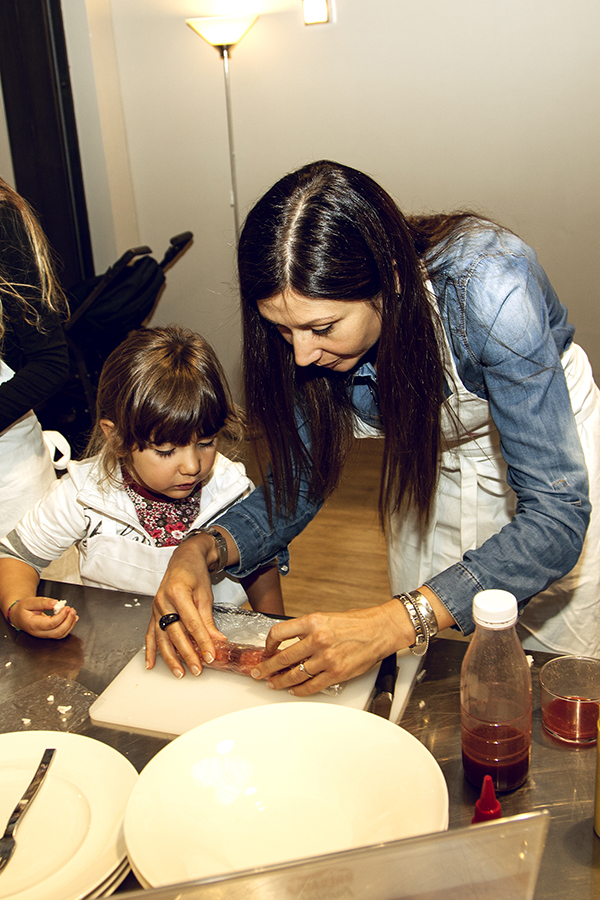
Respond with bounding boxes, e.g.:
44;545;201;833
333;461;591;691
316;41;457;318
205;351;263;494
280;564;289;572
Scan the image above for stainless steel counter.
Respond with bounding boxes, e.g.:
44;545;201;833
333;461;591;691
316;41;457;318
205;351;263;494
400;637;600;900
0;581;166;894
1;582;599;898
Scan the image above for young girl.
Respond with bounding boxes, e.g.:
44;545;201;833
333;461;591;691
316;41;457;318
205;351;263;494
0;325;283;638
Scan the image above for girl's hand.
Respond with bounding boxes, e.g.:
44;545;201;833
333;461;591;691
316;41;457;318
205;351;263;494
7;597;78;639
145;534;227;678
250;600;415;697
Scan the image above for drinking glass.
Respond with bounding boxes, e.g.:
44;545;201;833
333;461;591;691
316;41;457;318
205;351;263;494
539;655;600;745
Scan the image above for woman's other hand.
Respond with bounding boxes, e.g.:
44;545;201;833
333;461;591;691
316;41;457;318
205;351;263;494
145;532;230;678
249;600;413;696
6;596;78;639
250;589;455;696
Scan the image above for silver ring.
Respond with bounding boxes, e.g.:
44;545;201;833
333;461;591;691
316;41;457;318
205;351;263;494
297;661;314;679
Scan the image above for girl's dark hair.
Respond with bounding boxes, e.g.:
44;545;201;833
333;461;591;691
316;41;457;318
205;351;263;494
86;325;244;482
238;159;468;525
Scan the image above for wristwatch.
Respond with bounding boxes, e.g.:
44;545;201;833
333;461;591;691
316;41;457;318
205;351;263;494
184;526;228;575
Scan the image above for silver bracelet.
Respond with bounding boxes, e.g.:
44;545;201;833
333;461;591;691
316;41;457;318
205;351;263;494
395;593;429;656
408;589;439;639
184;526;228;575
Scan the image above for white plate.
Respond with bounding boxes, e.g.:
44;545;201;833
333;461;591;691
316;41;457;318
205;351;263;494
85;859;131;898
0;731;137;900
125;703;448;887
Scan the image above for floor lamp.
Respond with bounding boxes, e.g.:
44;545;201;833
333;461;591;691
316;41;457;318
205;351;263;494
186;15;258;237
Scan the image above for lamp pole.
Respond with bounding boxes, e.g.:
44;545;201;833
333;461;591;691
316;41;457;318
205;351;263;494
186;16;258;238
219;45;240;236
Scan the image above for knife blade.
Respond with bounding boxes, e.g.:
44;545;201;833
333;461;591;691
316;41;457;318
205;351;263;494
370;653;397;719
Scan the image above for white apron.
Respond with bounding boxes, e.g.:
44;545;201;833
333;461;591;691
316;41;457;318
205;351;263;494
0;360;69;536
78;530;247;605
76;463;253;604
383;329;600;658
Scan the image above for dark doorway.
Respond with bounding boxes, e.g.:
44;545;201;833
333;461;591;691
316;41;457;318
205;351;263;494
0;0;94;289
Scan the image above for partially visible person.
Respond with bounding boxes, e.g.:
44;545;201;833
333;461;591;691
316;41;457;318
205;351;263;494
0;177;69;534
0;325;283;639
146;160;600;687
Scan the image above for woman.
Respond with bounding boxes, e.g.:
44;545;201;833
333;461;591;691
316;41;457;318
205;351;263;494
146;160;600;690
0;177;69;535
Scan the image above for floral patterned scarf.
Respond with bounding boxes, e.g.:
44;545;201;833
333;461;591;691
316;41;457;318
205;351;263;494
122;466;202;547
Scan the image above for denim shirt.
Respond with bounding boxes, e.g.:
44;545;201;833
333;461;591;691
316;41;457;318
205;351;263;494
216;224;591;632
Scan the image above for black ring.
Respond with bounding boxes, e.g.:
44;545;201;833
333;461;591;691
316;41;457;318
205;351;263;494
159;613;181;631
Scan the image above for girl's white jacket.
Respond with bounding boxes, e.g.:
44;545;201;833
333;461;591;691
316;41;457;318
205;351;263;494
0;452;254;603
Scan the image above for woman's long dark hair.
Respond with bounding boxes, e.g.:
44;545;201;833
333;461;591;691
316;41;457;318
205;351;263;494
239;160;473;525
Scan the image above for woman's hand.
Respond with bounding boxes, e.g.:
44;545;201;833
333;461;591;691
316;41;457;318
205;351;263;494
145;533;228;678
7;596;78;639
250;599;416;696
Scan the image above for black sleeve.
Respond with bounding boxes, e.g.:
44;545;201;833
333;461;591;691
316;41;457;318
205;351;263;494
0;206;70;432
0;297;69;433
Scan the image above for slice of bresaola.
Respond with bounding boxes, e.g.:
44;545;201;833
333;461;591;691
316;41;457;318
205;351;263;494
205;640;274;677
202;638;345;698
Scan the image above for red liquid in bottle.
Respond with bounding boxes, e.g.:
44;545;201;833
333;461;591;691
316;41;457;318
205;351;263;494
462;722;530;792
542;696;599;743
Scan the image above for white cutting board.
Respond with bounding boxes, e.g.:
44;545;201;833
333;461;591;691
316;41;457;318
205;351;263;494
89;648;421;740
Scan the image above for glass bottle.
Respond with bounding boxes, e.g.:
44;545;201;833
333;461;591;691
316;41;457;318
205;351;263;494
460;589;532;792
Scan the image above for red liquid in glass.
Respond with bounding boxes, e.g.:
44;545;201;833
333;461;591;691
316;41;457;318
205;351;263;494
462;722;530;792
542;696;599;743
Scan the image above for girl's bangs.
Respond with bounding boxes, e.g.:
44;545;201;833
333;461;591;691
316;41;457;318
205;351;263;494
130;383;228;448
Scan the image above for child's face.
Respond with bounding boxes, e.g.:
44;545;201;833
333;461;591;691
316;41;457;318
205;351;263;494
129;437;218;499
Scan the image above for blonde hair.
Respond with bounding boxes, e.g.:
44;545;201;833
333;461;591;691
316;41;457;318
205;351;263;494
0;177;66;346
86;325;245;483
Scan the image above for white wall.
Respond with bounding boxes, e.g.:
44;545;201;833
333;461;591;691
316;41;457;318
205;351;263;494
0;88;15;186
64;0;600;391
62;0;140;268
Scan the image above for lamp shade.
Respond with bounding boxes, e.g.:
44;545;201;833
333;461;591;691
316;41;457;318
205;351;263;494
186;15;258;49
303;0;329;25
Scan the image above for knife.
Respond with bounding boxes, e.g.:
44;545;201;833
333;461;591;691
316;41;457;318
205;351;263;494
370;653;398;719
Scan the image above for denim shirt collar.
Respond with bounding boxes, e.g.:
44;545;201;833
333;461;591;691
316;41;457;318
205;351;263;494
349;360;380;427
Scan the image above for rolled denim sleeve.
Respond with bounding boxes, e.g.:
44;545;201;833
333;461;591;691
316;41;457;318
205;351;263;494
213;451;324;580
427;245;590;633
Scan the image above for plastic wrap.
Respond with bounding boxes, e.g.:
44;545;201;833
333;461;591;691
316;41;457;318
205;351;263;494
207;640;273;676
207;606;343;696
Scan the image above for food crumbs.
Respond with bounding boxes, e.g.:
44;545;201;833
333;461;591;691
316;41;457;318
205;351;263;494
419;700;426;709
47;695;54;703
4;661;11;667
124;603;132;607
21;718;31;726
57;705;72;715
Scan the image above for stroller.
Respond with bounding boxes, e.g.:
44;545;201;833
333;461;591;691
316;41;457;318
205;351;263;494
37;231;193;457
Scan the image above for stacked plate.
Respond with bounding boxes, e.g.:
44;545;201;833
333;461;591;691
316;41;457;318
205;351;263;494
0;731;138;900
124;703;449;888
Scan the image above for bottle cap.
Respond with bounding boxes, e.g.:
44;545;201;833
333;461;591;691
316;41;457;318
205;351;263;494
472;774;502;823
473;590;518;629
